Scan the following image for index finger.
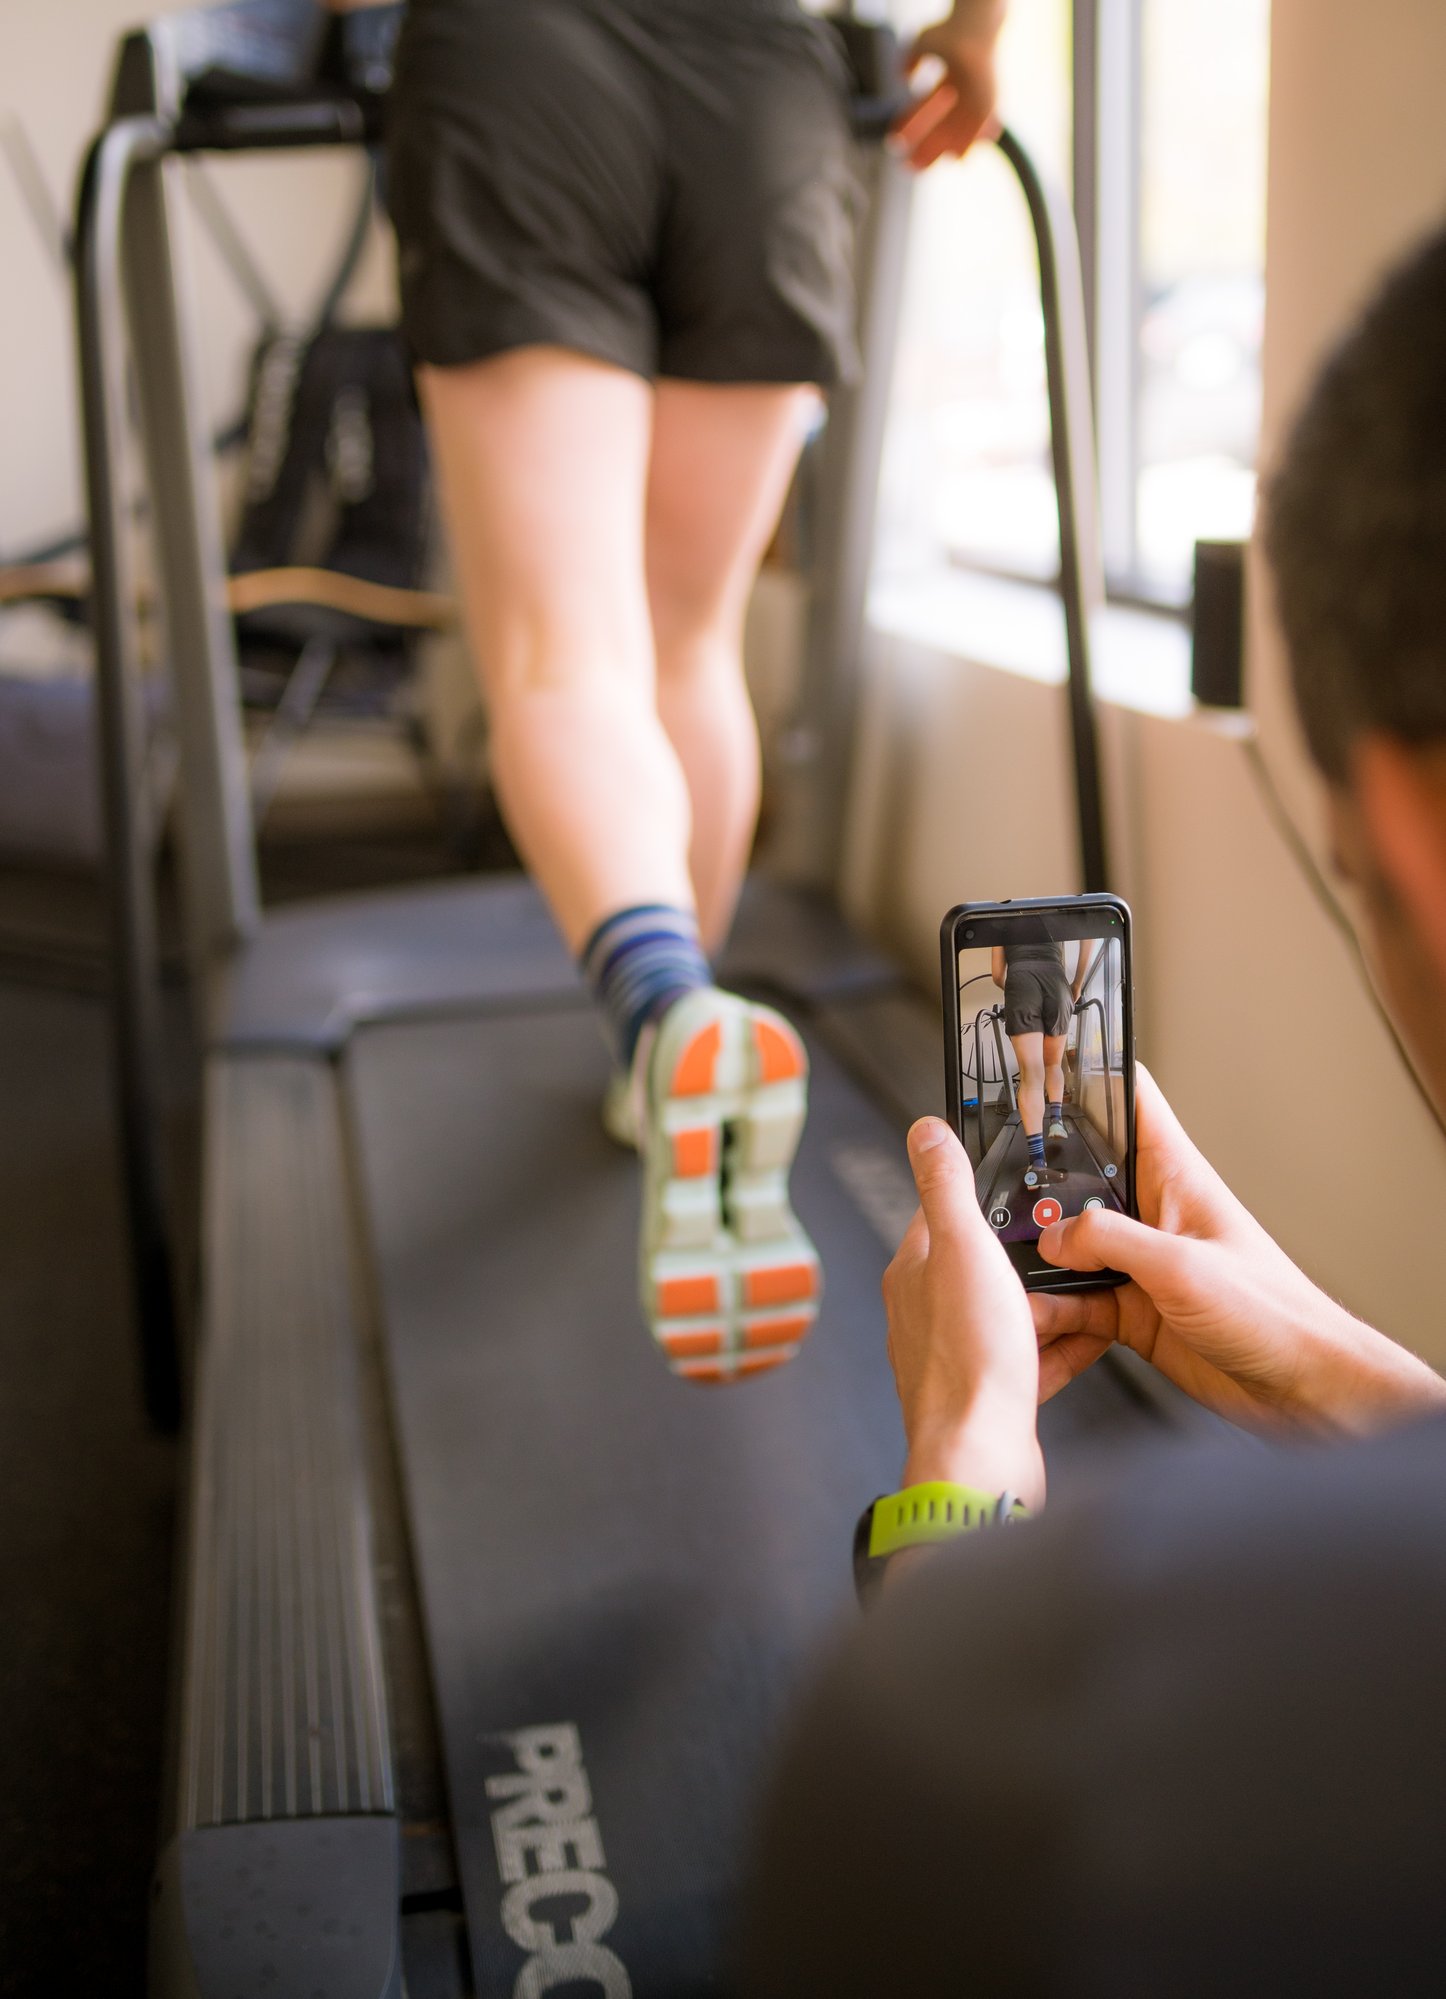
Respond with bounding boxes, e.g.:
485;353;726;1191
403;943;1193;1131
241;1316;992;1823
1031;1287;1121;1404
891;81;956;153
907;110;988;170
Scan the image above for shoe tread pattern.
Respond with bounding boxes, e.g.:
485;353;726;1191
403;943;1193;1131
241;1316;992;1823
643;994;820;1384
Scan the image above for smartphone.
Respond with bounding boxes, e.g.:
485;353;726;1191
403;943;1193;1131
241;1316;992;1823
940;895;1136;1291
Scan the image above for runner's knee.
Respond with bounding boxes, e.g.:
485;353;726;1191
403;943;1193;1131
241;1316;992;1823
482;596;655;708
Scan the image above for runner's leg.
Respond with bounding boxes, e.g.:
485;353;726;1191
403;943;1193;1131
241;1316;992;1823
1011;1031;1046;1143
1043;1033;1068;1121
419;347;693;953
646;381;817;953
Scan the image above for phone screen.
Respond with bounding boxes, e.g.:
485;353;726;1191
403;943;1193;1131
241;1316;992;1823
951;902;1132;1285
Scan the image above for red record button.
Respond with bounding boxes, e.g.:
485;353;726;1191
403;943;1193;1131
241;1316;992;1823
1032;1195;1063;1228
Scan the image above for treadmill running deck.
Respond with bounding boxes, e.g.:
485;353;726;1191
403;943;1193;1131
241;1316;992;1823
348;994;1154;1995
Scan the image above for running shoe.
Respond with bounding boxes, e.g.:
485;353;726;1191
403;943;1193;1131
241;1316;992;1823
1046;1118;1068;1140
636;988;820;1384
601;1069;640;1150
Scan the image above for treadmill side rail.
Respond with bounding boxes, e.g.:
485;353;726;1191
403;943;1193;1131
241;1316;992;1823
157;1053;400;1995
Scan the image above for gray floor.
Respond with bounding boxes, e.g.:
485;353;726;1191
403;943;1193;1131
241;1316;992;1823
0;823;489;1995
0;975;178;1997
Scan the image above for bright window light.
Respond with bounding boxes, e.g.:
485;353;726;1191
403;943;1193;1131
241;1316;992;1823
1136;0;1269;596
874;0;1072;590
873;0;1271;616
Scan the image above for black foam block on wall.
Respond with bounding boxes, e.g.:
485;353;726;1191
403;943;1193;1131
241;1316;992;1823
1192;539;1246;709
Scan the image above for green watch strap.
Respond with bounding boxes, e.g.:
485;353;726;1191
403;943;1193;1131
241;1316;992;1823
868;1481;1025;1558
853;1481;1030;1609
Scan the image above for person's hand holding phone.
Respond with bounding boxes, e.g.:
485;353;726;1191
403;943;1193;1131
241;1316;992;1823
884;1118;1046;1509
1033;1068;1446;1434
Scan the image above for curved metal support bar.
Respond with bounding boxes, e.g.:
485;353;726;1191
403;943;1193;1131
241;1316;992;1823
775;119;1110;902
995;126;1111;894
989;1004;1017;1117
314;149;379;328
970;1006;993;1156
1074;994;1116;1155
1077;929;1113;1005
75;113;182;1431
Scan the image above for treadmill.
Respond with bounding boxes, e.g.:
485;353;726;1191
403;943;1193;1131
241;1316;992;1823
76;8;1176;1992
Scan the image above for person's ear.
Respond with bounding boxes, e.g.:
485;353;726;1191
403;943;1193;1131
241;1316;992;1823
1352;734;1446;985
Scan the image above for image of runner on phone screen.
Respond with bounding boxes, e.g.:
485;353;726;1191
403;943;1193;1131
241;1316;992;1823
991;940;1096;1185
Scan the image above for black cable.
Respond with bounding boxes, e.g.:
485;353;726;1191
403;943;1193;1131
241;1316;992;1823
956;973;1000;1087
186;148;376;334
0;113;69;269
313;152;379;328
184;160;285;331
1242;730;1446;1144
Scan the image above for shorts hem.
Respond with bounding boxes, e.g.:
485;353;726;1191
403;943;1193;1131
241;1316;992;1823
656;350;858;391
404;323;857;392
401;297;657;380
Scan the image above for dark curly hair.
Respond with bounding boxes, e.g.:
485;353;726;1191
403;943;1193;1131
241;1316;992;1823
1263;225;1446;783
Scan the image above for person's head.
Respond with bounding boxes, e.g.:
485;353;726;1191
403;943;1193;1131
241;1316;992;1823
1265;223;1446;1109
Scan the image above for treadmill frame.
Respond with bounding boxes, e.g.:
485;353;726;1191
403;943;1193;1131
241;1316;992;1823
72;8;1115;1991
77;12;1110;1426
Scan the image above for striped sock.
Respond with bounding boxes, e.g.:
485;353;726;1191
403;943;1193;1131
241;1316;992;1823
1027;1130;1046;1168
581;904;711;1071
1047;1100;1063;1128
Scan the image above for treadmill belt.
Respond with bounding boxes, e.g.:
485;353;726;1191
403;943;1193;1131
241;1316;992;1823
348;1000;1158;1995
977;1108;1123;1244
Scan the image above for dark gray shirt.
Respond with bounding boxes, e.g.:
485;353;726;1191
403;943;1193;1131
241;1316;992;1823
743;1418;1446;1996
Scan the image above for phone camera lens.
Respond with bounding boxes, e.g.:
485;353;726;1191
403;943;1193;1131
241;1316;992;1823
964;928;975;939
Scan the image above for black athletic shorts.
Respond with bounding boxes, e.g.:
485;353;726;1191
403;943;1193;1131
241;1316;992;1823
386;0;863;385
1004;966;1073;1039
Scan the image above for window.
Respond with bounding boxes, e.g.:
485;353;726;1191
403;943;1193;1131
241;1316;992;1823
1133;0;1269;596
873;0;1271;613
874;0;1073;590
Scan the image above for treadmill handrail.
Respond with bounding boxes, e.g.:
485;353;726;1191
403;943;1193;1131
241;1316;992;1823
779;124;1111;898
990;1004;1017;1117
174;93;373;151
968;1005;993;1156
1070;934;1119;1150
75;112;184;1431
994;127;1111;896
1072;993;1116;1155
1075;929;1114;1008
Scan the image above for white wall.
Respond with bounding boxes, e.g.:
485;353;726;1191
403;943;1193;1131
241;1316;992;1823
846;0;1446;1360
1250;0;1446;835
0;0;394;562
